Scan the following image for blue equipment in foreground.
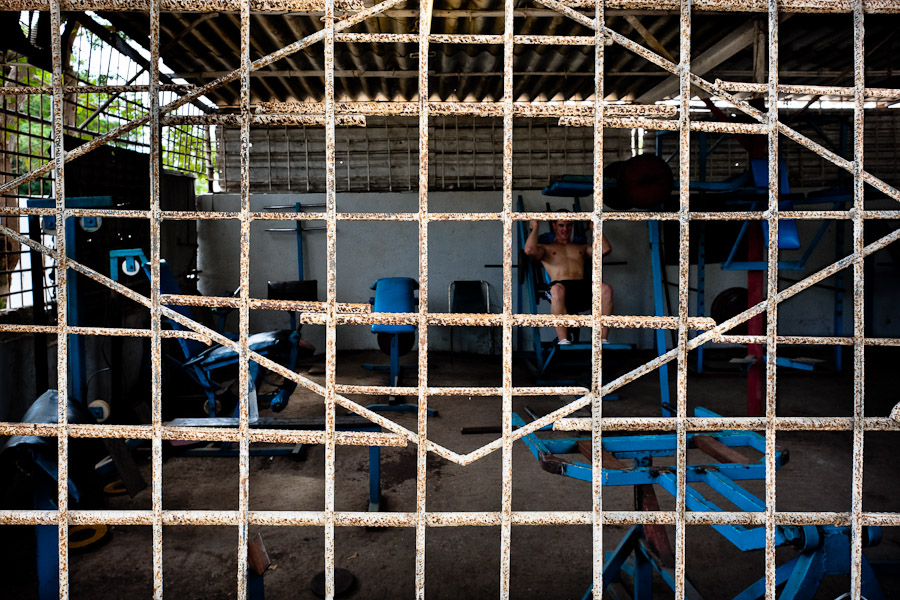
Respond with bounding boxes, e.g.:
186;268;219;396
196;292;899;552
363;277;437;415
515;408;886;600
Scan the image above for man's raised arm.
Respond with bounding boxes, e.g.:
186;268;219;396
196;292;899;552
524;219;545;259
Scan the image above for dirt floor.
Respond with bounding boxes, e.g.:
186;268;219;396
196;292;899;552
3;346;900;599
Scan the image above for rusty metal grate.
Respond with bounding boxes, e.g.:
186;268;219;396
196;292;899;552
2;0;900;599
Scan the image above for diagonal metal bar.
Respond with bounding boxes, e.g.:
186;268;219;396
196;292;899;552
0;0;407;199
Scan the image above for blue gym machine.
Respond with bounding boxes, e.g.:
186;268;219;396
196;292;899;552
514;409;887;600
658;129;852;375
515;193;665;411
362;277;437;415
110;248;315;415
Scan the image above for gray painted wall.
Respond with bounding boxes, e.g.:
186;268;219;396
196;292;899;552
197;192;900;354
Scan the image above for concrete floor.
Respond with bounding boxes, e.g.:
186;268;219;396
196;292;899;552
4;346;900;599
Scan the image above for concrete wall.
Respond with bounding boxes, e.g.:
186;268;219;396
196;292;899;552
197;191;900;354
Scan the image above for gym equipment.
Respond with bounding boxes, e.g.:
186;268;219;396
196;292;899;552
110;249;315;416
0;390;106;600
514;408;886;600
362;277;436;415
448;280;493;356
515;197;630;388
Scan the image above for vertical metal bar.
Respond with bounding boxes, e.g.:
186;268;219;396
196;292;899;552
49;2;70;596
238;0;252;597
499;0;514;593
675;1;691;597
148;0;164;597
591;0;605;596
323;0;338;595
415;1;433;596
764;2;779;598
851;2;866;597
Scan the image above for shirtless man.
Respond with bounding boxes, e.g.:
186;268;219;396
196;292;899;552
524;215;613;344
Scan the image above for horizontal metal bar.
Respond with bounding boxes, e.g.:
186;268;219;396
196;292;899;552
0;422;407;445
0;0;363;10
552;416;900;432
715;79;900;98
0;84;195;96
254;101;677;118
554;0;900;13
0;509;897;528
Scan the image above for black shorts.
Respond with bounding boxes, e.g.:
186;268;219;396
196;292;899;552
546;279;592;314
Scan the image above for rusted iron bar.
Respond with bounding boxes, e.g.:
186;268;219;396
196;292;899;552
147;0;165;596
4;509;897;529
236;0;252;595
498;0;515;592
560;116;767;133
322;0;338;594
414;0;434;592
553;415;900;432
255;100;676;118
590;3;606;586
763;5;780;596
0;84;195;95
715;79;900;98
0;422;407;445
47;1;72;595
0;0;364;9
331;33;601;45
161;114;367;126
850;3;867;597
334;385;590;396
5;205;896;224
556;0;900;12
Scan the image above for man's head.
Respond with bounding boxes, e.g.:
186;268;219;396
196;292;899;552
552;209;573;244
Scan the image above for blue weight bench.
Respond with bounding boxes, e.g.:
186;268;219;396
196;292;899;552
362;277;437;416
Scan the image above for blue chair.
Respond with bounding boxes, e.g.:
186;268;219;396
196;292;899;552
362;277;436;415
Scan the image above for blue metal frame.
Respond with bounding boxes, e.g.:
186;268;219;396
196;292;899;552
721;195;851;272
648;220;672;415
27;196;115;405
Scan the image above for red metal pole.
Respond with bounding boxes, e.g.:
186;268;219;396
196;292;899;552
747;222;765;417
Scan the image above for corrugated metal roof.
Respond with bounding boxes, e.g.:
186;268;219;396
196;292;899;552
96;6;900;107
